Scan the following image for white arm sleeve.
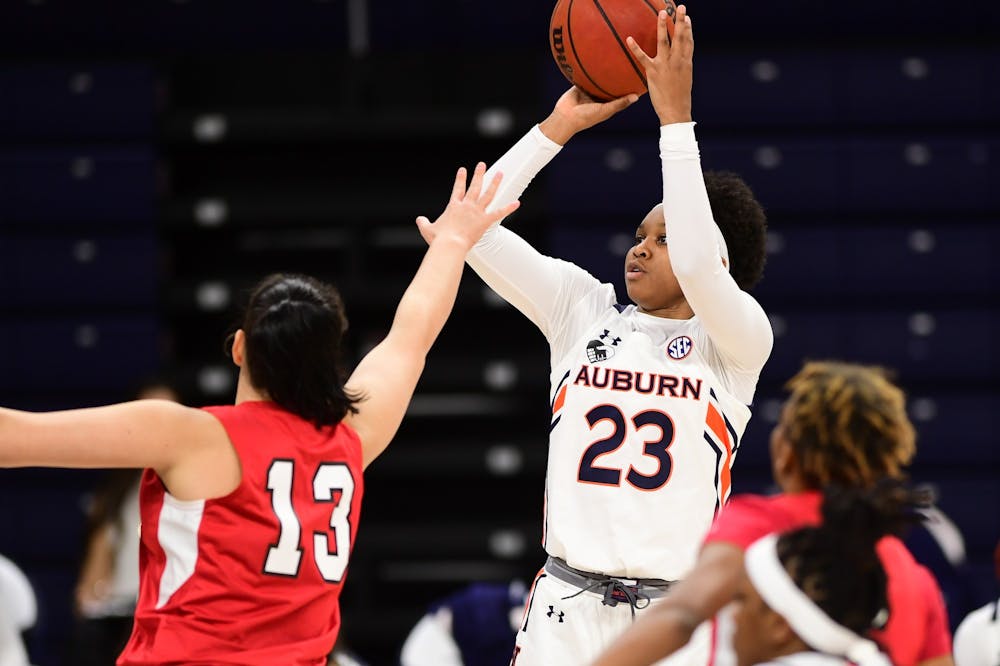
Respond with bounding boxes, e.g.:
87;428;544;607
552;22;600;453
482;124;562;214
467;125;606;342
660;122;773;372
467;224;604;342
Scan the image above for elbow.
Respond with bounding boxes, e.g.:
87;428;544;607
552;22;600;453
668;245;718;283
670;258;715;288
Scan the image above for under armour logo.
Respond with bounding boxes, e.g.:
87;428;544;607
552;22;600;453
599;329;621;346
546;605;565;622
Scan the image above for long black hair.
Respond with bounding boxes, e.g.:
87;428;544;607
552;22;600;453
227;273;362;428
775;480;930;635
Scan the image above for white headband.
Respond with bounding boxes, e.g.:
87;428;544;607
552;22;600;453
744;534;891;666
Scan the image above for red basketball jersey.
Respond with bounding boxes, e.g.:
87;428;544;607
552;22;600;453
117;401;364;666
704;491;952;666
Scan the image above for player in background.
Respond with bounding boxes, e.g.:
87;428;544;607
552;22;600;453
952;538;1000;666
0;553;34;666
731;482;924;666
0;163;519;666
418;6;770;665
399;580;528;666
591;361;954;666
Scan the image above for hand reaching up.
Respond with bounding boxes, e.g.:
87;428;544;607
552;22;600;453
415;162;520;249
626;4;693;125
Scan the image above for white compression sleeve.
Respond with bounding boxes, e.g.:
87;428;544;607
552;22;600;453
482;124;563;214
660;122;773;372
468;126;607;341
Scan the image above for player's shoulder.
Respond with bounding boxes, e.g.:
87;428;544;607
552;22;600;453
707;491;822;546
725;490;818;515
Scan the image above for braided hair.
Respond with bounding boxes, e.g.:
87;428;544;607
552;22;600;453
775;480;929;635
780;361;916;489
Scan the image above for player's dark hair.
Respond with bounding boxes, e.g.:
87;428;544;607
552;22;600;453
227;273;361;428
775;480;929;635
780;361;916;489
704;170;767;291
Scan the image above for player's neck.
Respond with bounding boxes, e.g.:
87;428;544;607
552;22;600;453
638;299;694;320
234;369;268;405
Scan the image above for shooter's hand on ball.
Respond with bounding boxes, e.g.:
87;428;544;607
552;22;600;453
538;85;639;145
626;4;693;125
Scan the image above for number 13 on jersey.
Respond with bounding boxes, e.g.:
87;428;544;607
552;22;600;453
263;459;356;583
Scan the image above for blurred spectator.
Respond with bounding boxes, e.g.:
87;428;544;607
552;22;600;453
399;580;527;666
952;538;1000;666
0;553;35;666
328;636;369;666
67;378;180;666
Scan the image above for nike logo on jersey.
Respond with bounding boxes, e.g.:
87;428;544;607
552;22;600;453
573;365;702;399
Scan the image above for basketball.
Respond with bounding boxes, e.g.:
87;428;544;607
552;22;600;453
549;0;677;102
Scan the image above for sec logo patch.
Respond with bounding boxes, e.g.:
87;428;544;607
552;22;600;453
666;335;692;360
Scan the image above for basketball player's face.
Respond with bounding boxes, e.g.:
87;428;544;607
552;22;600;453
625;205;685;313
731;573;783;666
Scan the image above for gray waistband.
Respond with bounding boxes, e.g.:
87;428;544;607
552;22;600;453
543;556;674;599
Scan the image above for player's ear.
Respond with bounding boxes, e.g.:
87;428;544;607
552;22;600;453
231;329;247;367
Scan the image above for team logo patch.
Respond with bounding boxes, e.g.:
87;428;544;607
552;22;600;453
585;329;621;363
666;335;692;360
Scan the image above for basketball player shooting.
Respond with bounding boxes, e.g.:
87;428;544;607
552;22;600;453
418;6;772;665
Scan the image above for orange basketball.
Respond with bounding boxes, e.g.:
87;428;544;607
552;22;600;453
549;0;677;102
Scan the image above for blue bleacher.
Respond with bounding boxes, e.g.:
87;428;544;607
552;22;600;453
0;64;155;141
845;137;996;212
0;147;154;226
545;133;1000;216
0;317;161;392
688;51;838;128
843;49;995;125
0;234;157;307
764;310;999;384
0;57;160;666
757;224;1000;302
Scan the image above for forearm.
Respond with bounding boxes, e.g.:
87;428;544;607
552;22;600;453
392;235;471;351
661;123;772;369
660;122;721;278
481;124;562;216
592;607;700;666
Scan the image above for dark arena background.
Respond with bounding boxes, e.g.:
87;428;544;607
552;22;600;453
0;1;998;664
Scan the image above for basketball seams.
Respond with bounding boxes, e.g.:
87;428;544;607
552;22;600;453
566;0;618;100
590;0;648;90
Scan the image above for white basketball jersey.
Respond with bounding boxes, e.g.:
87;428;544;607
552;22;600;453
543;286;751;580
